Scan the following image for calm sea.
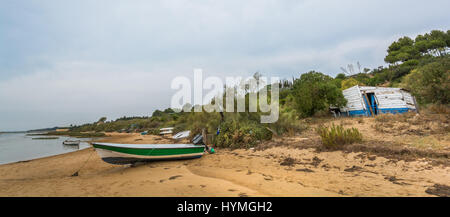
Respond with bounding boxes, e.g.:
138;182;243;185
0;133;92;165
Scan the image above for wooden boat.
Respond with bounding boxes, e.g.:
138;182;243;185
63;140;81;145
92;142;206;165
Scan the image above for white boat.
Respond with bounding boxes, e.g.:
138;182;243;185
172;130;190;139
63;140;81;145
160;127;174;131
160;127;174;135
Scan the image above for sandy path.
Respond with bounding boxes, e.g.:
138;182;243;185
0;133;448;196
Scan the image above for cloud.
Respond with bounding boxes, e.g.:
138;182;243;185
0;61;176;130
0;0;449;130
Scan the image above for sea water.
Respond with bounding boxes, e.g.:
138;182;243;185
0;133;92;165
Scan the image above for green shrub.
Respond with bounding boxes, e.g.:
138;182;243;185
147;128;160;135
184;111;222;140
214;120;272;149
401;57;449;104
316;124;362;149
292;71;347;117
341;78;362;90
268;108;307;136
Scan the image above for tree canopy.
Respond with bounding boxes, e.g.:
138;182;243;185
385;30;449;65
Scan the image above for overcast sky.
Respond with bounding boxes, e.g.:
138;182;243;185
0;0;449;131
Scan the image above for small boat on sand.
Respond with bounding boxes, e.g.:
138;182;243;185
92;134;213;165
159;127;174;136
63;140;81;145
92;143;206;165
172;130;190;140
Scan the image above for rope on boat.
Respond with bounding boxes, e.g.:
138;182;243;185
71;148;95;177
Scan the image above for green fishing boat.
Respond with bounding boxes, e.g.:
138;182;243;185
93;132;215;165
92;142;206;165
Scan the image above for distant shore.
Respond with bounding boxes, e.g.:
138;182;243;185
0;131;448;196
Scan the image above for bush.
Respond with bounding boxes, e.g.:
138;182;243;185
268;108;307;136
292;71;347;117
401;57;449;104
316;124;362;149
214;120;272;149
183;111;222;140
147;128;160;135
341;78;362;90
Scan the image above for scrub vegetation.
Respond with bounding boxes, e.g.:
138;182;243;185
316;124;363;149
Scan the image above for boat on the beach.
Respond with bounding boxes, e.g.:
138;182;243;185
63;140;81;145
159;127;174;136
172;130;190;140
92;133;214;165
92;142;206;165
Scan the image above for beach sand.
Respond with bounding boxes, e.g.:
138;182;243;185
0;132;449;197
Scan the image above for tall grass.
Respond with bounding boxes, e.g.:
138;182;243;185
316;124;362;149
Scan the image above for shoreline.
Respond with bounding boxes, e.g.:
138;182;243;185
0;133;171;166
0;133;101;166
0;132;448;197
0;145;91;166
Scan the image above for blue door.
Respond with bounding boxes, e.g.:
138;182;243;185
363;93;378;116
363;94;371;116
370;94;378;115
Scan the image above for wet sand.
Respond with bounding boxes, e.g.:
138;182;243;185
0;133;448;197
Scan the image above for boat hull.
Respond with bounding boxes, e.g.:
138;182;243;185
63;142;80;145
92;143;205;165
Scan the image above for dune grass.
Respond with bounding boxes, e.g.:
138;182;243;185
316;124;363;149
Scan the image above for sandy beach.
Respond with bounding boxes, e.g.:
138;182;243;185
1;126;449;197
